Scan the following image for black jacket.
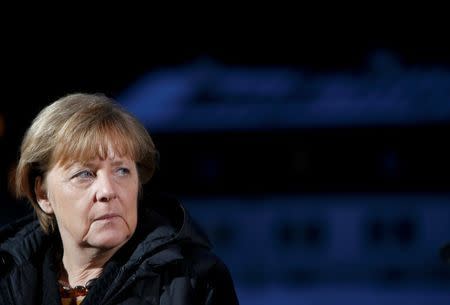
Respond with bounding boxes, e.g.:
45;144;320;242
0;194;239;305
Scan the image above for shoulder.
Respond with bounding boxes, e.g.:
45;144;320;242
150;243;232;284
183;245;231;281
178;244;240;305
0;214;44;276
0;251;14;277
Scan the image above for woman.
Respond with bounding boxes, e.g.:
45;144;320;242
0;93;239;305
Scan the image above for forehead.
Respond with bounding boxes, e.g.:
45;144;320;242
59;153;134;171
49;109;141;169
53;132;136;169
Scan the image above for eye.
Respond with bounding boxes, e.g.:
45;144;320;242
72;170;94;180
116;167;130;176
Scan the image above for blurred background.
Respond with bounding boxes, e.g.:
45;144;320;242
1;21;450;304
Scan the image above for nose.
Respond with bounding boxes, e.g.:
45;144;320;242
95;173;117;202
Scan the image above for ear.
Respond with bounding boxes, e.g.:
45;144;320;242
35;176;54;214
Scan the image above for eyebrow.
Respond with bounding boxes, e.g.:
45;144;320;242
82;159;131;168
110;160;128;166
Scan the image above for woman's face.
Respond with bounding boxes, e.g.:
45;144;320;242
36;148;139;251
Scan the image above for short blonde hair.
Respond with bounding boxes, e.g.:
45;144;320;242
14;93;158;233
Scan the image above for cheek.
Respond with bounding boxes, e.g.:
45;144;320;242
128;191;139;220
119;182;139;223
50;188;92;228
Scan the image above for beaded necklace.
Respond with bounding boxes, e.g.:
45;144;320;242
58;278;97;305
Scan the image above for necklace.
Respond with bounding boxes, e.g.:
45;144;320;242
58;279;97;298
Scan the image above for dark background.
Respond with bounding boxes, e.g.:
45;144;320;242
1;22;450;304
2;27;450;199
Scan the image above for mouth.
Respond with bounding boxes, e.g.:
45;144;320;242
94;213;120;221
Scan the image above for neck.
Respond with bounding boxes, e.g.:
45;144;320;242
59;245;118;287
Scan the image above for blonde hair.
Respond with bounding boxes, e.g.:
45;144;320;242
14;93;157;233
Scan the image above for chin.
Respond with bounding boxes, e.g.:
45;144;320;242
89;231;131;250
87;217;135;249
87;222;133;250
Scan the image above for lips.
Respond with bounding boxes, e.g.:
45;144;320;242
94;213;120;221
